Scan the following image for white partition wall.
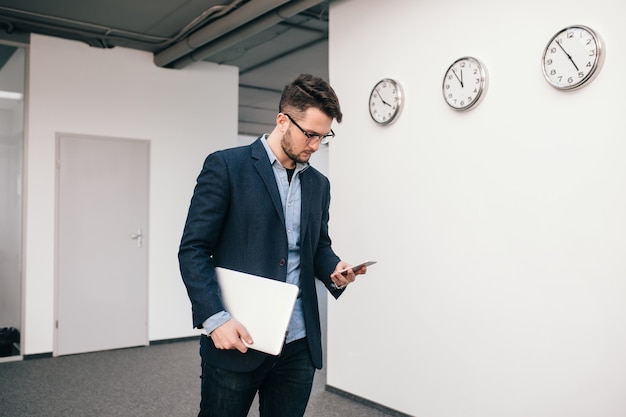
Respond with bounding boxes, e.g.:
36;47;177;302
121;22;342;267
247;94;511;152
24;34;238;355
327;0;626;416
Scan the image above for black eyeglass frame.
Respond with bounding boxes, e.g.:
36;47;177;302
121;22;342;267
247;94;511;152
283;113;335;145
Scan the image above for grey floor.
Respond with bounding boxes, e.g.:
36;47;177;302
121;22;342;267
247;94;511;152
0;282;406;417
0;339;402;417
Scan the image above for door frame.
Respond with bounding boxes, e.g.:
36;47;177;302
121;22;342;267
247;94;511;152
53;132;150;356
0;39;28;363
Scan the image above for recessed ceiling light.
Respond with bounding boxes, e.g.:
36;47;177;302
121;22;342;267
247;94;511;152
0;91;23;100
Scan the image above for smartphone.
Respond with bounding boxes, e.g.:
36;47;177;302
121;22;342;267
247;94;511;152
339;260;377;275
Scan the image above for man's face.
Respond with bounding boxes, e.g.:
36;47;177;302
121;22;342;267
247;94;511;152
280;107;333;165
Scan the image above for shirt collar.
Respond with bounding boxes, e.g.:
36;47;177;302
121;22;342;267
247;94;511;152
261;135;309;173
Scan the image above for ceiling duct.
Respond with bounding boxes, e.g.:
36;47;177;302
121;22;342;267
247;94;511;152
154;0;324;69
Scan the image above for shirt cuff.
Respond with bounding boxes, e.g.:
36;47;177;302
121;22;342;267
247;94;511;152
202;311;232;335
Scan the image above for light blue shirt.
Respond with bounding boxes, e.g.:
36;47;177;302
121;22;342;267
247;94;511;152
203;136;308;344
261;136;308;343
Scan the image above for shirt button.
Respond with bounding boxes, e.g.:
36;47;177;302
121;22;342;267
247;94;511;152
279;258;287;267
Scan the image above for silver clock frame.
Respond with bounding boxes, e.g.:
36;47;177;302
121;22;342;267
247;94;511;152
541;24;604;91
368;78;404;126
442;56;487;111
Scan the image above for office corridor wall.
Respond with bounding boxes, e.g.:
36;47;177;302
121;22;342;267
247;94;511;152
327;0;626;416
24;34;238;355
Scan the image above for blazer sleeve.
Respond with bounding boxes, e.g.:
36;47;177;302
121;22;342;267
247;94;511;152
178;151;230;328
311;175;344;298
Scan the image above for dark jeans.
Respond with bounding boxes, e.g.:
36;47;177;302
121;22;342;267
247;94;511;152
199;338;315;417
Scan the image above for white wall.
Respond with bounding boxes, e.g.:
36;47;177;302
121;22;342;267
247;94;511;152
24;34;238;355
327;0;626;416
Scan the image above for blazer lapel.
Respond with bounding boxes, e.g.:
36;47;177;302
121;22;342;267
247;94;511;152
251;138;285;224
299;168;312;243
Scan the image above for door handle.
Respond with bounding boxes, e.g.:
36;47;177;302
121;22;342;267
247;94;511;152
130;228;143;248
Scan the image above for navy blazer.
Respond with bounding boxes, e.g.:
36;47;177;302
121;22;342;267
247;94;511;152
178;137;343;372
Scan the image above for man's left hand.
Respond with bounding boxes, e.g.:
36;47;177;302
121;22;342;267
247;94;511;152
330;261;368;289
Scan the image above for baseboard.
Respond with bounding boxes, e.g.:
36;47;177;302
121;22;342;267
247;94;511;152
24;352;53;360
149;335;200;345
22;336;199;359
325;385;412;417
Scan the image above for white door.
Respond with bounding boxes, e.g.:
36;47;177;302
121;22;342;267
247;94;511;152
55;134;149;356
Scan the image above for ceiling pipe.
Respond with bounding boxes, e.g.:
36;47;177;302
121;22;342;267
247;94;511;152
154;0;291;68
239;36;326;75
0;5;170;43
169;0;325;69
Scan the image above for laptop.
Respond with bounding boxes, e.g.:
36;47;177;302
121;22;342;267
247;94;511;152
214;267;299;355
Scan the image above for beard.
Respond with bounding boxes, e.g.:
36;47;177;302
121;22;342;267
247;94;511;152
281;130;311;165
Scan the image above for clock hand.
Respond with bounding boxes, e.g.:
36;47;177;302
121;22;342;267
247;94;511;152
452;69;464;87
376;88;392;107
555;40;579;71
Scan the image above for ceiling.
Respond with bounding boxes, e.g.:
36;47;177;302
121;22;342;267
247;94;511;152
0;0;331;135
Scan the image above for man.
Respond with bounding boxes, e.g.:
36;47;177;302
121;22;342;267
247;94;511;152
178;73;367;417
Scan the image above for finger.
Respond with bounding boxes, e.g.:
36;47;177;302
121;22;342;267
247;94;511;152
333;272;351;287
344;269;357;282
237;328;254;346
212;332;249;352
354;265;367;275
209;331;228;349
210;319;253;352
232;322;253;352
331;271;345;283
234;339;249;353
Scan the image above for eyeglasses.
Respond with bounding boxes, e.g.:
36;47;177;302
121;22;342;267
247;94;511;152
284;113;335;145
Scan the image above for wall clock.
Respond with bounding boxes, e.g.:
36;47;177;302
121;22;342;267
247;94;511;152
442;56;487;111
368;78;403;125
541;25;604;90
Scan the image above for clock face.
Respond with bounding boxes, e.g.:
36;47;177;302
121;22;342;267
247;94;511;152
542;25;603;90
369;78;403;125
442;56;487;111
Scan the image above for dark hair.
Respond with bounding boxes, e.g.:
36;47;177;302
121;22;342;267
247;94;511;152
278;74;343;123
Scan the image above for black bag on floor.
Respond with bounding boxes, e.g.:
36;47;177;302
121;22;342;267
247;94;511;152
0;327;20;357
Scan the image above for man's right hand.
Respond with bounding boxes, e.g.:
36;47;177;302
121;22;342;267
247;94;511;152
209;319;253;353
